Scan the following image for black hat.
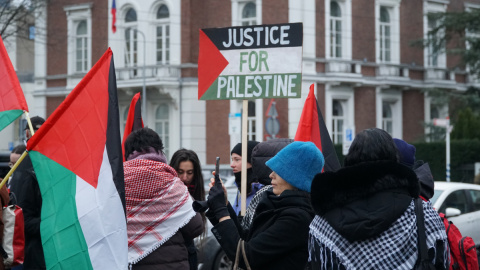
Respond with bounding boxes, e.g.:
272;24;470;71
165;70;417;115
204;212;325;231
26;116;45;131
231;141;259;164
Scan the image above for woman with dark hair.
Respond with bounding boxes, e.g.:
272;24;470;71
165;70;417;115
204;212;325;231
170;149;205;202
170;149;206;270
309;128;448;269
124;128;203;269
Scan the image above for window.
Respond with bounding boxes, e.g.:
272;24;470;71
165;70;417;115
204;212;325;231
124;8;138;73
424;1;446;68
379;7;391;62
439;190;468;214
376;89;402;138
241;2;256;26
64;3;92;76
155;104;170;158
75;21;88;73
382;102;393;134
427;15;441;67
247;101;256;141
468;190;480;212
330;1;342;58
28;25;35;40
332;100;344;144
156;4;170;64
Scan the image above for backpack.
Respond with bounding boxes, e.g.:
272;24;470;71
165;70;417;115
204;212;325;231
439;213;479;270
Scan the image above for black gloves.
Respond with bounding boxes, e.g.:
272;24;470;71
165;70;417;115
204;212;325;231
207;179;229;222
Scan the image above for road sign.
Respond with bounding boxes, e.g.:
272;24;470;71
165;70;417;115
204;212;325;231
433;118;449;127
198;23;303;100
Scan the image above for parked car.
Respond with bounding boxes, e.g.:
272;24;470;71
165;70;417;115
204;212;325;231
197;176;237;270
431;181;480;246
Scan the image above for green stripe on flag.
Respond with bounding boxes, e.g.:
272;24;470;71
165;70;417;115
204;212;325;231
29;151;93;270
0;110;23;132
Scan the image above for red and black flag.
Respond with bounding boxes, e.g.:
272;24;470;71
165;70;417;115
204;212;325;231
295;84;340;172
121;92;143;161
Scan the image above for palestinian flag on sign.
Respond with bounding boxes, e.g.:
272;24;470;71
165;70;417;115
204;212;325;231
26;48;128;270
295;84;341;172
0;36;28;131
122;92;143;161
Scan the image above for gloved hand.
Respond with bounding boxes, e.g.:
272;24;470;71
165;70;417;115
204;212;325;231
205;208;219;226
207;178;229;221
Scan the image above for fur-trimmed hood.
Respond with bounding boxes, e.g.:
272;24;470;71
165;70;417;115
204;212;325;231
311;161;420;215
310;161;421;241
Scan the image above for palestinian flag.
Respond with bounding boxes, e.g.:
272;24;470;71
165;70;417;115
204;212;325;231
26;48;128;269
0;36;28;131
122;92;143;161
294;84;340;172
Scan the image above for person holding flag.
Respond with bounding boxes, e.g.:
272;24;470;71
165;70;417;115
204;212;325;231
9;117;45;270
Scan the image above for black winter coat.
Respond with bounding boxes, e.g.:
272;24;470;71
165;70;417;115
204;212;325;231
212;189;314;270
9;155;46;270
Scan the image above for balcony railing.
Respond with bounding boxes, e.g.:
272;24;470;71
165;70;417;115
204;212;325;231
325;60;361;74
424;68;454;81
376;64;409;78
115;64;182;81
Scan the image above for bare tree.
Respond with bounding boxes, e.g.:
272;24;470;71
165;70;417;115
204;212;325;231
0;0;48;42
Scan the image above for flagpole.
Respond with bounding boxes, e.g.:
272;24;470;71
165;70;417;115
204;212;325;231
25;111;35;137
240;99;248;216
0;111;36;189
0;151;28;189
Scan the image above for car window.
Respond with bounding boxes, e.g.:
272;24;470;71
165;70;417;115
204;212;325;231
431;190;443;205
467;189;480;212
439;190;468;214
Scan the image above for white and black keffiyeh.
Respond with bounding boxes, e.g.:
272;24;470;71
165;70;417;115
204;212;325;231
309;200;448;270
241;185;272;230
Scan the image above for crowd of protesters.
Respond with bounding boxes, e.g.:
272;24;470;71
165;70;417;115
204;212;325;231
6;123;457;270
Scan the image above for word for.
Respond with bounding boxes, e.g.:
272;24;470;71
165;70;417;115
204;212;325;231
222;25;291;48
239;51;269;72
217;74;298;98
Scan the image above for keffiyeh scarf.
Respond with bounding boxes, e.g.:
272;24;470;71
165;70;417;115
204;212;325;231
124;157;195;264
309;200;448;270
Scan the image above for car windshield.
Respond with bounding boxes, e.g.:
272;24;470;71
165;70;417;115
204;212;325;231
431;189;443;205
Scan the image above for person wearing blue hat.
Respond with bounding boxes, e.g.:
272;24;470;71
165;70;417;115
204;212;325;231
205;141;324;270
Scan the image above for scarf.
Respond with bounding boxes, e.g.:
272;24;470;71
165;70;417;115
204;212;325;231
309;200;448;270
124;157;195;264
241;185;272;230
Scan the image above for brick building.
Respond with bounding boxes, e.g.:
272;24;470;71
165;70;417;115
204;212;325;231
25;0;480;168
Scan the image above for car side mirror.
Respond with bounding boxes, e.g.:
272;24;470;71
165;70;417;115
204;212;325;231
445;207;462;218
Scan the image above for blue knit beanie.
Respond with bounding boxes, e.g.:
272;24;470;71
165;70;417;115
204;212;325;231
266;141;324;192
393;138;416;168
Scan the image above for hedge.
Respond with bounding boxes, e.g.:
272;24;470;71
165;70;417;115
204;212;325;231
334;140;480;183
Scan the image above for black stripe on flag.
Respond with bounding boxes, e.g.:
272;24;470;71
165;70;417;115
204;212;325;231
316;100;341;172
106;56;126;213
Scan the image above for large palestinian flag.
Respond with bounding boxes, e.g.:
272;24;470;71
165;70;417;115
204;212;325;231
0;36;29;131
26;49;128;269
295;84;341;172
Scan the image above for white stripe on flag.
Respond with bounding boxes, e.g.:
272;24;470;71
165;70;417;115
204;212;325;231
76;147;128;270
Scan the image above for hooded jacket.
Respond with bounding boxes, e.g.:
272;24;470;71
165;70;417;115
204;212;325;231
309;161;448;269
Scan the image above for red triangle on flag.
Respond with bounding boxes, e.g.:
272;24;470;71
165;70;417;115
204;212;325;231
198;29;229;100
0;37;28;112
27;49;113;188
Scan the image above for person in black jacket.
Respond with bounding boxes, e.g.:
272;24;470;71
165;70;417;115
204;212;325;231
9;116;46;270
206;141;324;270
309;128;448;270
